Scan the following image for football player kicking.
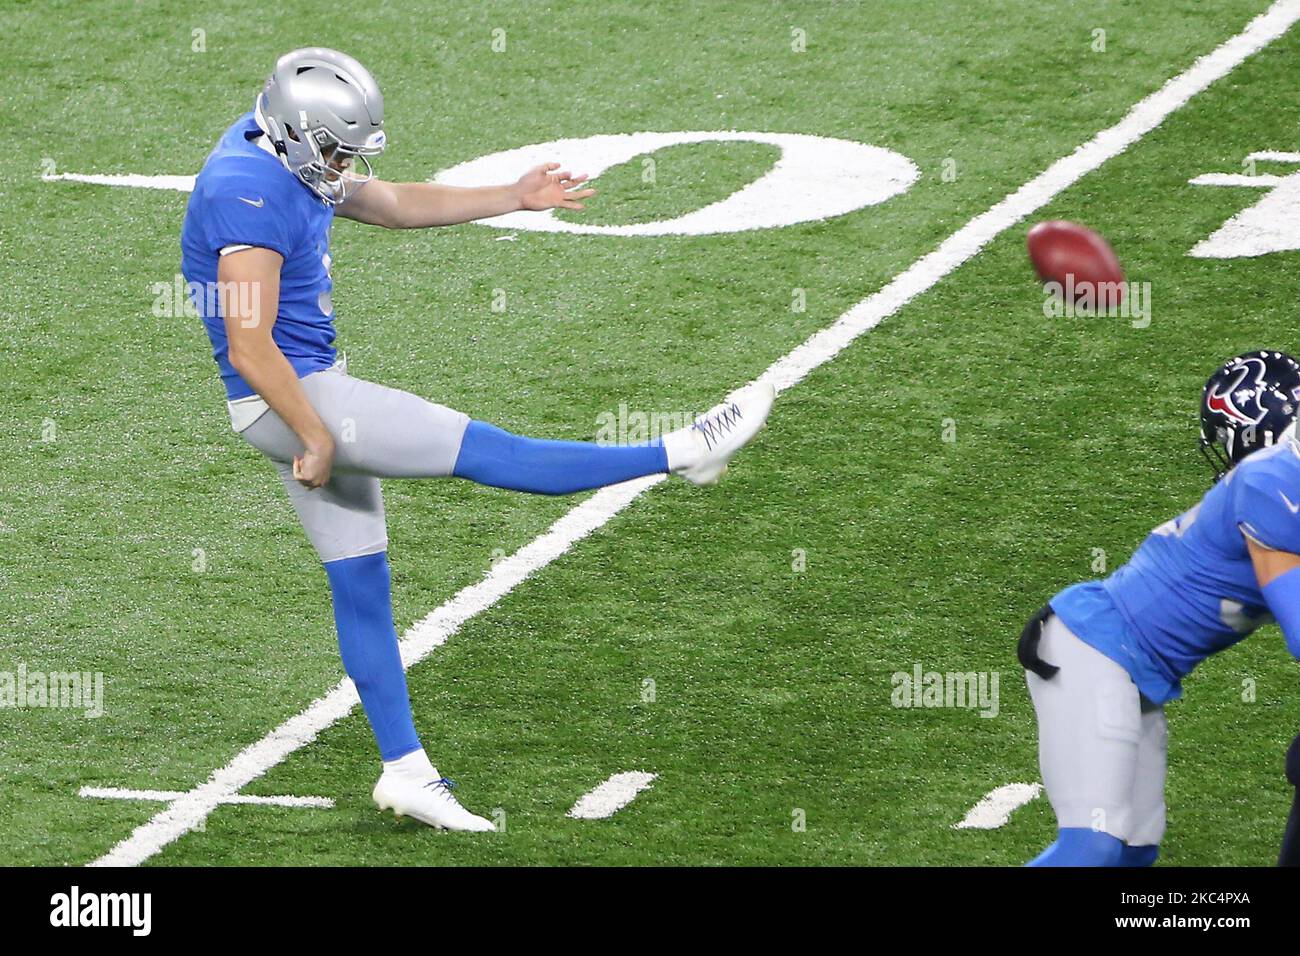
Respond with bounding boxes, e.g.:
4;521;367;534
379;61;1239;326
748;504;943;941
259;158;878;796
180;48;774;832
1020;350;1300;865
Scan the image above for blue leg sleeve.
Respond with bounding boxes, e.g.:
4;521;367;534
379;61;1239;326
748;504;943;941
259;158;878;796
323;551;421;761
1120;844;1160;867
1026;828;1125;867
452;419;669;495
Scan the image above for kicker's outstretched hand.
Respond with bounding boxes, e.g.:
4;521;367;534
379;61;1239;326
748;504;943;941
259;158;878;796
514;162;596;211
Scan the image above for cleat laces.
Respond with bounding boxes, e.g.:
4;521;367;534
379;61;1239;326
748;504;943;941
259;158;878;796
692;400;743;450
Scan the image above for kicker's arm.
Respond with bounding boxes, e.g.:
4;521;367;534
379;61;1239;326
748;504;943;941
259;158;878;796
218;247;335;487
336;179;523;229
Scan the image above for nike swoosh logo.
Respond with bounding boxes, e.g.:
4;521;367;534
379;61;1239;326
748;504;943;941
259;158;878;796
238;196;265;208
1280;491;1300;514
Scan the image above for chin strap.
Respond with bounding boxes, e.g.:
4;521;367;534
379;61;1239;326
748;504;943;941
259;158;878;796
253;97;293;170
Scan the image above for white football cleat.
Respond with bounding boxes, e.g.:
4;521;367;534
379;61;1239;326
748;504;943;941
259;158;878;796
663;381;776;486
373;771;496;832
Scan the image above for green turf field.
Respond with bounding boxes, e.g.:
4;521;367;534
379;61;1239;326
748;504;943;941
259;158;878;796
2;0;1299;866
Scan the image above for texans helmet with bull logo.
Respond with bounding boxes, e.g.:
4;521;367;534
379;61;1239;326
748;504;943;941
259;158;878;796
1199;350;1300;477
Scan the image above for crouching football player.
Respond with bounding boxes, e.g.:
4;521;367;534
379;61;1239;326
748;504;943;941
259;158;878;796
1019;350;1300;865
180;48;774;831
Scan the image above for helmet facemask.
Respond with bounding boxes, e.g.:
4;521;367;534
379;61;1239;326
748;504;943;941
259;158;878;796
1198;426;1233;478
294;124;386;205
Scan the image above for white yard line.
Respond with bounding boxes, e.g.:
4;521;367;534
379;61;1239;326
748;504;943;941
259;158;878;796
567;771;659;820
953;783;1043;830
80;786;333;809
43;171;196;191
84;0;1300;866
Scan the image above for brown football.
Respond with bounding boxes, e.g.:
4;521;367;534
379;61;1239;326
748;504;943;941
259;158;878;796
1027;220;1125;309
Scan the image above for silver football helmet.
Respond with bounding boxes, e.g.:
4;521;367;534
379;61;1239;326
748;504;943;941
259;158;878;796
254;48;386;205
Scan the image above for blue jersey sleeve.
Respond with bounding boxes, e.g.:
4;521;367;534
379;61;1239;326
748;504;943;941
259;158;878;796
197;175;296;259
1262;567;1300;660
1235;467;1300;553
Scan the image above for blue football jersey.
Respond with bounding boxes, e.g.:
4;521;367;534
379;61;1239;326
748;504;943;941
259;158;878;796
1052;434;1300;703
181;111;338;399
